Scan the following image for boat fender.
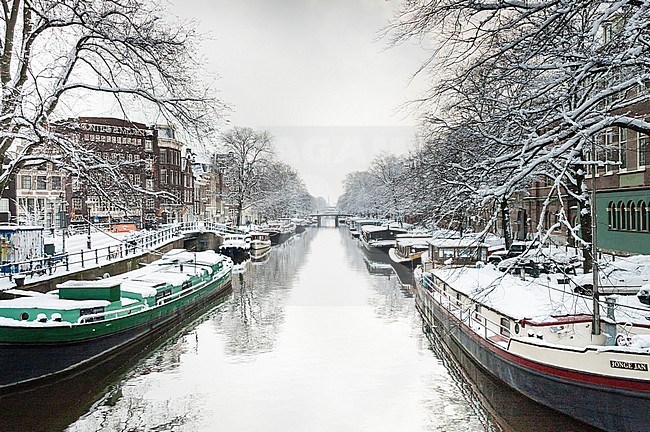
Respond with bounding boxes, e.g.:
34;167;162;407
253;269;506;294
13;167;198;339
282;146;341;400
103;272;110;279
51;313;62;322
37;313;47;323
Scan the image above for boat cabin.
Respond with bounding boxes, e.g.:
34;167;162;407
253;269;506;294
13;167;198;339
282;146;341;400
361;224;408;242
392;234;431;261
425;238;488;269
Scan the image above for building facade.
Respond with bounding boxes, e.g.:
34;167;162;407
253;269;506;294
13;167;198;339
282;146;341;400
71;117;159;228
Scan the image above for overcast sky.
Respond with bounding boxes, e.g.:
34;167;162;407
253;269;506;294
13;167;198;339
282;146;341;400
168;0;429;202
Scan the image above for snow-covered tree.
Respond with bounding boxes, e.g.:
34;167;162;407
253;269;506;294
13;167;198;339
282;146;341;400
337;170;381;216
0;0;223;197
218;127;275;226
389;0;650;271
257;161;312;219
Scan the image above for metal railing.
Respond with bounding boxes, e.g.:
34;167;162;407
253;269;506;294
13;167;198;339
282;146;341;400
1;220;243;284
421;272;512;346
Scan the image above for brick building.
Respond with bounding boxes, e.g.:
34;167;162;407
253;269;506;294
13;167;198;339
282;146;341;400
71;117;159;228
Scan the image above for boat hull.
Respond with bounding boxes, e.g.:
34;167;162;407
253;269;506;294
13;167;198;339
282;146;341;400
266;231;281;245
415;283;650;432
277;229;293;245
360;239;394;263
0;272;232;392
219;246;250;264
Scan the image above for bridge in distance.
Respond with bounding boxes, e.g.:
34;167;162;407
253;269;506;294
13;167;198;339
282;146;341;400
310;211;352;228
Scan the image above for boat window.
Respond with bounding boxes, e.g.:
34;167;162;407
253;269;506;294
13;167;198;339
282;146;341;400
500;317;511;337
182;280;192;290
20;312;29;321
155;288;172;302
440;248;454;259
80;307;105;322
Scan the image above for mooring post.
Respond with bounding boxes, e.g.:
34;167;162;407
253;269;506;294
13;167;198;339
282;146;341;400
335;216;339;227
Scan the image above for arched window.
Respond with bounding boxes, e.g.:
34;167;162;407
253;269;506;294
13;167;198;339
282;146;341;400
641;201;649;232
608;201;616;229
619;201;627;230
629;201;637;230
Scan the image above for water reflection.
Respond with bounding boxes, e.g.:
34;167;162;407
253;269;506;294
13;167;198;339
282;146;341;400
57;226;595;432
0;290;231;432
214;232;315;357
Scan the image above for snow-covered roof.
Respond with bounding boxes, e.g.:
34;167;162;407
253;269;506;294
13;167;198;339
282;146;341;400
134;271;187;286
361;225;390;233
428;238;489;248
0;296;110;310
120;280;159;298
57;279;120;289
396;237;430;247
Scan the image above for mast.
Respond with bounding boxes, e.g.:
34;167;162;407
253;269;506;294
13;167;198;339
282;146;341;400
591;138;600;335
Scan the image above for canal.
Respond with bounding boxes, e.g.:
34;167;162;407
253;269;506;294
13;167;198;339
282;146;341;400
2;226;597;431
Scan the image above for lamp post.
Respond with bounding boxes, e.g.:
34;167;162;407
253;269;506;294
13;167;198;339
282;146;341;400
48;198;55;236
86;199;92;250
58;192;67;254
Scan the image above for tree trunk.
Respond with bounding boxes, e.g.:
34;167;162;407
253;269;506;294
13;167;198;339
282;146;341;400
236;202;242;227
500;198;513;250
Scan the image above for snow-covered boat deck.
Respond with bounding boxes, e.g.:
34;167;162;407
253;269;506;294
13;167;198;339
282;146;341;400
431;264;650;327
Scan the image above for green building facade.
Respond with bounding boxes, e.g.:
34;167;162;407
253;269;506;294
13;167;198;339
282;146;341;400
595;188;650;255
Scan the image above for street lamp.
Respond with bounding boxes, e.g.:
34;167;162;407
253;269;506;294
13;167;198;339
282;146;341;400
86;199;92;250
59;194;68;254
48;198;55;236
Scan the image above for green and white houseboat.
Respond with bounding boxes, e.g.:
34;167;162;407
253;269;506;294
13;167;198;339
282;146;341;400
0;249;233;391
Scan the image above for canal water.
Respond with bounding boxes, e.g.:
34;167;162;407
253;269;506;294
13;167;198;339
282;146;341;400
1;226;598;431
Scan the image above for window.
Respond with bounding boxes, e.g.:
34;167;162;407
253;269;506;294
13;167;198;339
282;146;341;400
608;201;617;229
144;140;153;152
20;175;32;190
36;176;47;190
160;169;167;184
640;201;649;232
500;317;511;337
0;198;8;212
618;127;627;169
160;151;167;164
159;126;174;139
72;198;83;211
618;201;627;230
639;133;647;167
629;201;636;230
604;129;615;173
51;176;61;190
603;24;613;44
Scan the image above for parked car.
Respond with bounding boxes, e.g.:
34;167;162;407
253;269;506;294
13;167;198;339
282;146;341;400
488;240;538;264
497;257;544;278
495;246;581;276
572;267;650;295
